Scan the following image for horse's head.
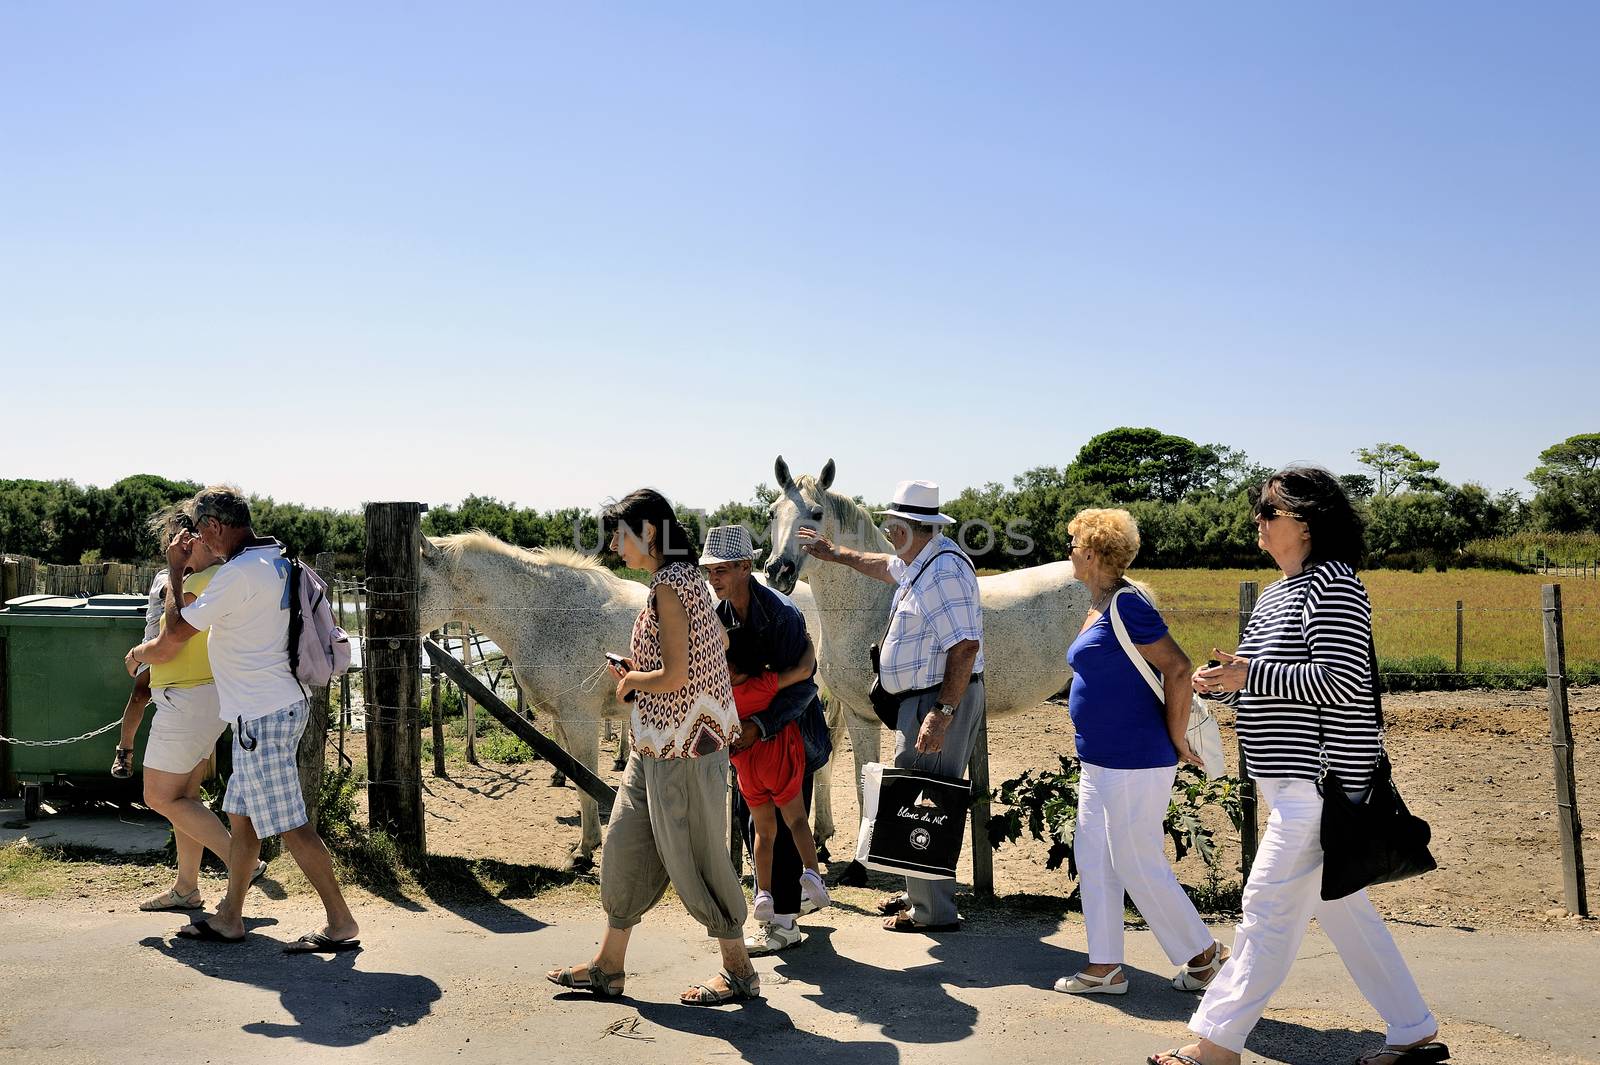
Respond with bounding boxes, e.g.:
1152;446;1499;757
763;455;836;595
418;533;475;633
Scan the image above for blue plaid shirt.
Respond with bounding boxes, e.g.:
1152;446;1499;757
879;534;984;694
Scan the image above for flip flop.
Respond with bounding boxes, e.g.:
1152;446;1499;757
1358;1043;1450;1064
882;911;960;933
249;859;269;885
875;893;910;916
283;931;361;954
175;918;245;944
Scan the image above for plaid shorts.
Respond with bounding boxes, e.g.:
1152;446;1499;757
223;700;310;838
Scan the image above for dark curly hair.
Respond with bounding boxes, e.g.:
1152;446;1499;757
601;488;702;568
1251;465;1365;567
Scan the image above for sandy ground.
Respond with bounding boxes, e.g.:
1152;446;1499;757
412;687;1600;931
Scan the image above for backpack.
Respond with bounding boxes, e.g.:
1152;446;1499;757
281;548;352;688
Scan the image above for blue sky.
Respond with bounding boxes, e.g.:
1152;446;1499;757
3;3;1595;512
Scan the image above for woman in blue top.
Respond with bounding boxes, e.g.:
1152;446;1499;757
1056;508;1225;997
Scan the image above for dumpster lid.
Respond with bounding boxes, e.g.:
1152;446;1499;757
2;594;145;618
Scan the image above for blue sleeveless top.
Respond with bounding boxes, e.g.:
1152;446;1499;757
1066;591;1179;770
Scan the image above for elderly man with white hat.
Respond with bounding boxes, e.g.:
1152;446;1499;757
799;479;984;933
701;524;832;954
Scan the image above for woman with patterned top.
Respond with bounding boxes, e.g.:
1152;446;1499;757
547;488;759;1007
1149;467;1446;1065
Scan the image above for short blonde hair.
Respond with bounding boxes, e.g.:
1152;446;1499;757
1067;508;1141;578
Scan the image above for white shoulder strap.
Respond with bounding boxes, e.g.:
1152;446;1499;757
1107;588;1165;702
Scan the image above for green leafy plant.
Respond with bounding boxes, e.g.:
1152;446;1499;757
988;756;1244;878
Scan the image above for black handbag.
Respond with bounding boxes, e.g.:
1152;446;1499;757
866;549;972;729
1317;641;1437;901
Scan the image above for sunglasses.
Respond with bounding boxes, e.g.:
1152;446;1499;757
1254;502;1302;522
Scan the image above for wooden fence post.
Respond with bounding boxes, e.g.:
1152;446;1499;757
1238;581;1260;878
460;623;479;767
1;559;18;604
969;714;994;897
1455;600;1464;673
364;502;426;853
1542;584;1588;916
429;631;447;778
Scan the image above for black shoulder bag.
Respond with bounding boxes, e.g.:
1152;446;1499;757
1317;639;1437;901
867;550;973;729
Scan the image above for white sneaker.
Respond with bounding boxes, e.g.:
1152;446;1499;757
799;896;822;916
799;868;831;911
753;889;776;924
745;920;805;955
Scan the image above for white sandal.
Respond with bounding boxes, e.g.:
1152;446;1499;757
1171;942;1228;991
1054;965;1128;994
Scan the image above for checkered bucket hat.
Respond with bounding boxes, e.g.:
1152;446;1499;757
699;525;758;566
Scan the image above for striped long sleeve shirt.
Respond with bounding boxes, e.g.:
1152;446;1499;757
1217;560;1383;792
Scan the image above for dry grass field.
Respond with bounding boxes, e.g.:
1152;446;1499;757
1132;568;1600;683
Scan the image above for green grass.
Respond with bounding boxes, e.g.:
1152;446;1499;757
1134;568;1600;688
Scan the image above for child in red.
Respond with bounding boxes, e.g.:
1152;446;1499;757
729;662;830;923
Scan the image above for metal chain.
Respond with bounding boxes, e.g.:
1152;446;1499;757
0;716;123;747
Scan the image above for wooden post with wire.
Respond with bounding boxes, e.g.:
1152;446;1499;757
460;622;479;766
969;715;994;897
429;630;447;778
364;502;426;853
1237;580;1260;878
1456;600;1464;674
1542;584;1588;916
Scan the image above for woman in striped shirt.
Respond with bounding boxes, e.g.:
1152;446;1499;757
1150;467;1447;1065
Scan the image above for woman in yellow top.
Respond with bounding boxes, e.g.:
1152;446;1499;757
135;522;261;912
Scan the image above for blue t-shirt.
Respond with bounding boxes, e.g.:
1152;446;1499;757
1067;590;1179;770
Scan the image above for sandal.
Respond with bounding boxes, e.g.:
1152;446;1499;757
680;969;761;1006
1357;1042;1450;1064
174;918;245;944
1172;942;1229;991
140;887;203;912
875;892;910;916
1055;965;1128;995
111;747;135;780
882;910;960;933
545;964;625;999
1148;1053;1206;1065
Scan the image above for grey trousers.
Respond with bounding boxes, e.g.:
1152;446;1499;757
891;676;986;926
600;750;748;941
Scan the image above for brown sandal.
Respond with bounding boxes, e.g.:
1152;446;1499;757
875;892;910;916
680;969;761;1006
546;964;625;998
883;910;960;933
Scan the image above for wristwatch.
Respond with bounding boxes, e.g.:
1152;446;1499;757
932;702;957;718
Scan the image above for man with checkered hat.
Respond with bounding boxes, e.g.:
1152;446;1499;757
799;479;984;933
703;524;832;954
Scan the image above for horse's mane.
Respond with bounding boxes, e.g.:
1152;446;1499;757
796;475;878;537
432;530;608;572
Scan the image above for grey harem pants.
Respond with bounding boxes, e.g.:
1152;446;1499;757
600;749;748;941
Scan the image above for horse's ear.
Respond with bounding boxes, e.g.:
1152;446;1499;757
420;534;442;560
775;455;793;490
819;459;836;490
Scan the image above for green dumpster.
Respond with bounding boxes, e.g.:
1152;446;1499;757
0;593;153;815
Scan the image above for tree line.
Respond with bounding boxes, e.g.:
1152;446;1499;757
2;430;1596;570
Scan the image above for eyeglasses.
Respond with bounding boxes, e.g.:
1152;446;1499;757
1254;503;1302;523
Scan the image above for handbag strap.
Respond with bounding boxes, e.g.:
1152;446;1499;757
1106;587;1166;703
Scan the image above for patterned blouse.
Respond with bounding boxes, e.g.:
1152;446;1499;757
629;562;739;759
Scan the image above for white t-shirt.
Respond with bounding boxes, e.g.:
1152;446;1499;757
182;543;305;721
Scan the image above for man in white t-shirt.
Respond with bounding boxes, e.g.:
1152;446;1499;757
129;485;359;953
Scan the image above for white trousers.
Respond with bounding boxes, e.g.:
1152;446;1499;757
1077;762;1214;966
1190;777;1437;1054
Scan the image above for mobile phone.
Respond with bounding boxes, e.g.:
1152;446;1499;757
606;653;637;701
1206;659;1221;669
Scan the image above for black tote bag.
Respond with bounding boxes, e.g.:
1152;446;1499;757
1317;641;1437;901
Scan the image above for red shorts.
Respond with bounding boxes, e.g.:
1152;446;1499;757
731;720;805;808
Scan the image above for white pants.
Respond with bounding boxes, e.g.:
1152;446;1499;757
1077;762;1213;966
1190;777;1437;1054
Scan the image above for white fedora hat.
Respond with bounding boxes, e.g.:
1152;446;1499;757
877;480;955;525
699;524;758;565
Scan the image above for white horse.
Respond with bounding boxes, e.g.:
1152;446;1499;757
417;530;831;868
761;457;1090;864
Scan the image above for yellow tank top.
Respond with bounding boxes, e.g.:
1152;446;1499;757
150;565;220;690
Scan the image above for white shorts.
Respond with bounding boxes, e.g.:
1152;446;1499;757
143;684;228;774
